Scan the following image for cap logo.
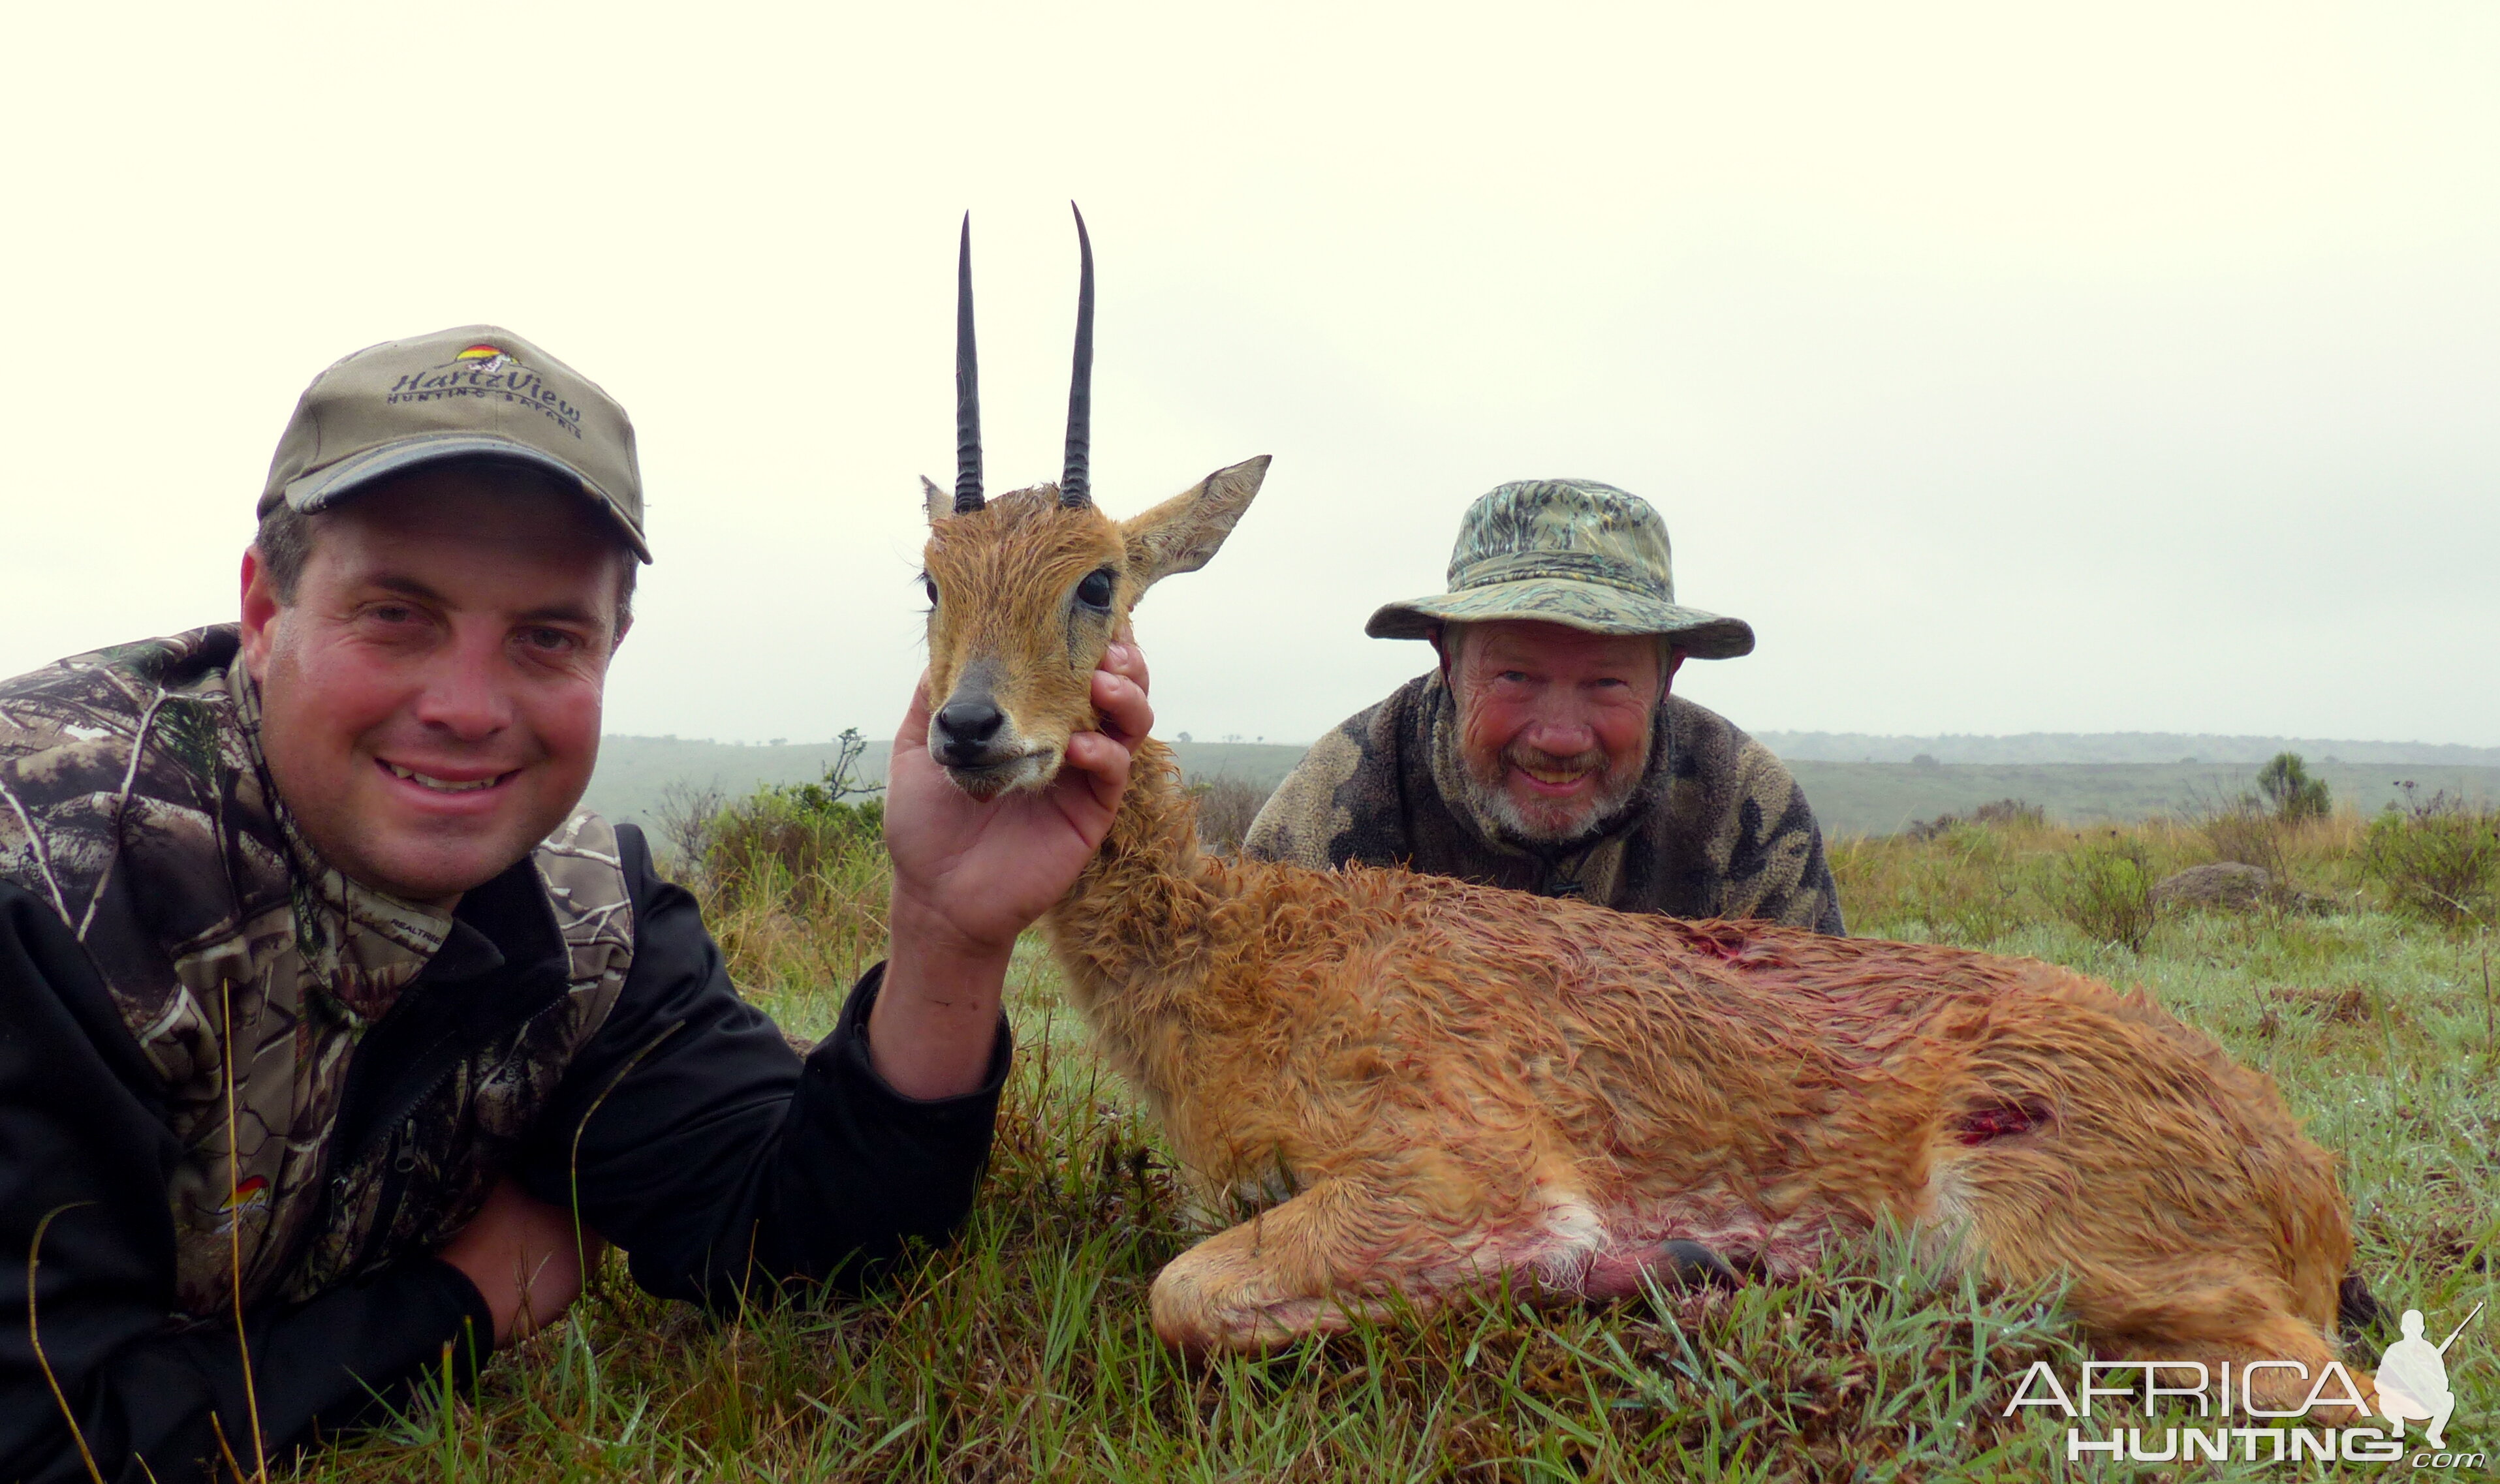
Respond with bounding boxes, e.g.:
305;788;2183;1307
452;343;519;375
384;343;584;441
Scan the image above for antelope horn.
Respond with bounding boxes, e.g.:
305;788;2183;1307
1061;202;1094;510
954;212;984;512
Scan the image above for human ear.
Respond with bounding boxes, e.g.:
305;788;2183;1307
240;546;281;677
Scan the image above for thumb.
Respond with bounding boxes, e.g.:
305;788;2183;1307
896;670;935;752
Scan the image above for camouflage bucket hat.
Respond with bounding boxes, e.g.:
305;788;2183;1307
1365;479;1755;659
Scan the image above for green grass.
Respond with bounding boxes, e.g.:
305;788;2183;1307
289;814;2500;1482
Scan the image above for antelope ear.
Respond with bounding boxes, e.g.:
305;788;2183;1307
1121;455;1270;594
922;476;951;524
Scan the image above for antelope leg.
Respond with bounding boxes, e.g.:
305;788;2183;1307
1149;1179;1439;1356
2063;1269;2367;1422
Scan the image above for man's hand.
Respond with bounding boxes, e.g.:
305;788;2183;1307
870;634;1152;1098
437;1175;602;1347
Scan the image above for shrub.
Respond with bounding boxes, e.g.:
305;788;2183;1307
679;728;896;997
1830;825;2029;946
1905;798;2042;842
2198;797;2285;871
2054;837;2158;951
2364;786;2499;929
706;791;884;903
785;726;886;816
653;777;729;875
2257;751;2332;822
1188;776;1272;856
698;788;892;999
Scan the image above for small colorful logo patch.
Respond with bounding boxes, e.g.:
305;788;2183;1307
212;1175;271;1232
453;343;519;375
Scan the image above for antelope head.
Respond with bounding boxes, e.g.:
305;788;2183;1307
918;207;1270;801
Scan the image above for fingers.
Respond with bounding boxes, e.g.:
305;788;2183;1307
1062;633;1151;824
1092;662;1155;746
1104;624;1151;696
1063;728;1134;822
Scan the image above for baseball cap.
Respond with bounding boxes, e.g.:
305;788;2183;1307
258;324;649;561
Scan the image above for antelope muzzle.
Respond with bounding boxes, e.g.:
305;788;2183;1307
928;664;1050;799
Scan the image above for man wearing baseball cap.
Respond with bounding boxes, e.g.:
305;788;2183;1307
0;328;1150;1479
1245;479;1843;934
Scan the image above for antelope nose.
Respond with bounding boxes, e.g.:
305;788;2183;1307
933;698;1005;761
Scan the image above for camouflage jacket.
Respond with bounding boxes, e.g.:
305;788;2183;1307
1242;673;1845;933
0;626;633;1319
1;627;1012;1481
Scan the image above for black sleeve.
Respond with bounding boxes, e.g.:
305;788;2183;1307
514;827;1010;1312
0;887;493;1484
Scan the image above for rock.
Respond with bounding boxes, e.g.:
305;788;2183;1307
2151;862;2330;913
2151;862;2275;912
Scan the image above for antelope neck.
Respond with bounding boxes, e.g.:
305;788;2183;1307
1041;734;1229;1092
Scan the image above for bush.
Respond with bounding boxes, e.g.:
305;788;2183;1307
1829;824;2029;946
668;728;896;997
653;777;729;875
2198;797;2285;871
2364;786;2499;929
706;791;884;904
696;788;892;999
2257;752;2332;822
1905;798;2042;842
2054;837;2159;951
1188;776;1272;856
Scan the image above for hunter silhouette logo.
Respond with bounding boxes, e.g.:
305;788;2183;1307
2379;1301;2481;1450
2004;1299;2484;1466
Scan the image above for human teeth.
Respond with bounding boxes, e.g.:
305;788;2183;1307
386;762;500;793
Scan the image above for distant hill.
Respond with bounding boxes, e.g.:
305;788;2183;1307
584;734;1308;834
1785;760;2500;838
586;733;2498;841
1755;731;2500;767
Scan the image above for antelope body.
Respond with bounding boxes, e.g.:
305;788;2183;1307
916;214;2362;1410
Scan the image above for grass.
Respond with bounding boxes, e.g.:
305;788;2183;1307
289;807;2500;1482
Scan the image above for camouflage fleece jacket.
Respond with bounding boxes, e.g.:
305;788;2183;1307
0;628;1008;1484
1242;672;1845;934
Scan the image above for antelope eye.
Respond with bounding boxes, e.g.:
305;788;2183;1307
1075;568;1114;610
923;578;939;606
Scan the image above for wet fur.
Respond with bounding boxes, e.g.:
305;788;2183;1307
923;475;2364;1413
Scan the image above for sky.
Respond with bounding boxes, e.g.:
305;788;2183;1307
2;3;2493;748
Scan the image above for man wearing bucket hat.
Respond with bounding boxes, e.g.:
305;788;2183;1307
0;328;1149;1479
1245;480;1843;934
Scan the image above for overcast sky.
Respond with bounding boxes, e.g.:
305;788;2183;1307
3;3;2493;748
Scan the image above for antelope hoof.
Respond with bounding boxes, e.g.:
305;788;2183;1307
1657;1239;1742;1290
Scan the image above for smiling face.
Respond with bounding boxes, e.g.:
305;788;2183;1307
1442;619;1679;845
239;467;632;904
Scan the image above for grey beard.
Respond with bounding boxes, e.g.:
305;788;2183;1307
1460;743;1650;850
